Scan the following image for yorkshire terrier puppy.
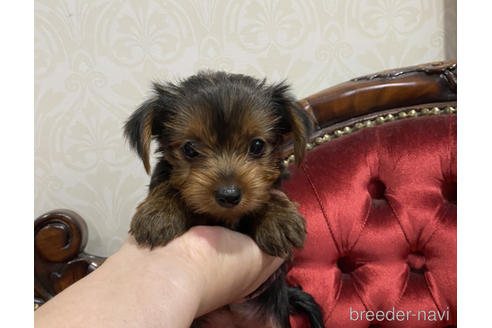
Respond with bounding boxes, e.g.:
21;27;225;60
124;71;324;328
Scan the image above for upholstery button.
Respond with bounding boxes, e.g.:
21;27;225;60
368;178;386;200
337;256;356;274
407;251;426;273
441;180;457;204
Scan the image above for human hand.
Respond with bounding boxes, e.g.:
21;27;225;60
35;225;283;328
167;225;285;316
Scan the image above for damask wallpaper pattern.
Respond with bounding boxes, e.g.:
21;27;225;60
34;0;457;256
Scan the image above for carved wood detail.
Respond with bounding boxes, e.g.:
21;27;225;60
34;209;105;306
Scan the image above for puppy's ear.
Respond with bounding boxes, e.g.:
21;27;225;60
124;84;173;174
269;82;313;166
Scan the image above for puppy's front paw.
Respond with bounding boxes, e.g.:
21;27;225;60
254;213;306;259
129;183;188;248
130;209;186;248
253;191;306;258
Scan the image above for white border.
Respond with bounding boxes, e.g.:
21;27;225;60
458;1;492;326
0;0;33;327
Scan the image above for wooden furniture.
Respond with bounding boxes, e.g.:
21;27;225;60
35;61;457;327
34;210;104;309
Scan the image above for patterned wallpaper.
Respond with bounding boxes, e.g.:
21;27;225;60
34;0;457;256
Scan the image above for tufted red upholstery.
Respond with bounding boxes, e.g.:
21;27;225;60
284;115;457;328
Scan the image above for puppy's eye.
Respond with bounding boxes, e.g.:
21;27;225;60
182;142;199;159
249;139;265;157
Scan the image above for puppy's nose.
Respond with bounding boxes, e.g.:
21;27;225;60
214;185;242;208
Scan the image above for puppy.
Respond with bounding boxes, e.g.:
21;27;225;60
124;71;324;328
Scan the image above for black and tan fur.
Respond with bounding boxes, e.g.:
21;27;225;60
124;71;324;328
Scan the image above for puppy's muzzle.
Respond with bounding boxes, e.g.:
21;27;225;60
214;185;242;208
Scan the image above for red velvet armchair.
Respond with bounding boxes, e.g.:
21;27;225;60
35;61;457;327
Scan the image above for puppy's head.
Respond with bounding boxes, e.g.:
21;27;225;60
124;71;312;221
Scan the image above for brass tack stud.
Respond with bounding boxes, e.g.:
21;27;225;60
322;134;331;142
315;137;323;144
450;106;456;113
306;143;314;150
354;122;364;129
376;116;385;124
288;154;295;162
282;159;289;167
334;129;343;137
408;109;417;117
343;126;352;133
432;107;441;115
386;114;395;121
422;108;431;115
398;112;407;118
364;120;374;127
